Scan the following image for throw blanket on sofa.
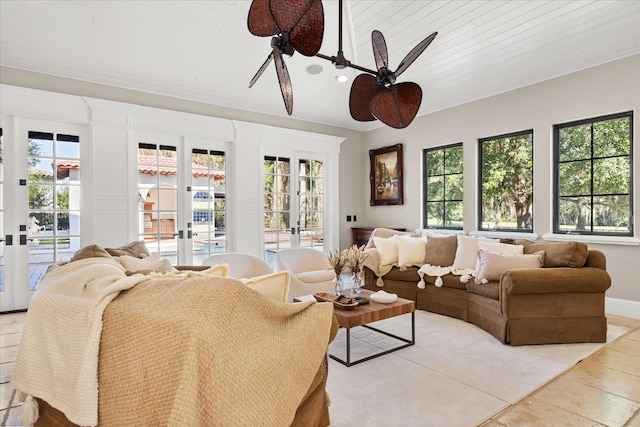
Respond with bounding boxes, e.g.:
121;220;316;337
11;257;149;426
12;258;334;426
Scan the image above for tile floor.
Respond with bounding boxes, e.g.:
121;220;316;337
1;311;639;426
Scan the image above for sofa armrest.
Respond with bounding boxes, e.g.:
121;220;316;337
584;250;606;269
501;267;611;296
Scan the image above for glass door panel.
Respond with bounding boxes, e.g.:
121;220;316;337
263;156;292;262
191;149;226;265
27;131;80;291
298;158;324;250
263;153;325;264
137;143;179;265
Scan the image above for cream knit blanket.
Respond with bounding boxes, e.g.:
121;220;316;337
10;257;150;426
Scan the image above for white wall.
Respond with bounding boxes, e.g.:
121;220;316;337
363;55;640;306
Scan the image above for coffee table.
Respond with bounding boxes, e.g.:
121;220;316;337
301;289;415;367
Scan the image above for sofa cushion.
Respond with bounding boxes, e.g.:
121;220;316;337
240;271;290;302
70;244;113;262
296;270;335;283
384;266;420;281
373;236;399;266
105;241;151;258
465;280;500;300
396;235;427;268
475;250;545;283
424;234;457;267
517;240;588;267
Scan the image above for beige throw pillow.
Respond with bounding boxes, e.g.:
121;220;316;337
475;250;545;283
70;245;113;262
423;234;457;267
518;240;588;267
105;240;151;258
240;271;290;302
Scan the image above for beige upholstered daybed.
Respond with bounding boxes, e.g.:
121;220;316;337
12;243;338;427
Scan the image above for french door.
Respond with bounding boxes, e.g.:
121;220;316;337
0;118;86;312
263;150;326;263
136;136;227;266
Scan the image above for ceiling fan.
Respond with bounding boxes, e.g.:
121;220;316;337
247;0;437;129
247;0;324;115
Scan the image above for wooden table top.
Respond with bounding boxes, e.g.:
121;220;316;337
328;289;415;329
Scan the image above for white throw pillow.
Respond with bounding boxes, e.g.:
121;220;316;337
477;240;524;256
451;235;498;270
475;250;545;283
373;236;399;267
395;235;427;268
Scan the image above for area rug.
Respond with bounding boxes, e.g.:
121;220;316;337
325;310;628;427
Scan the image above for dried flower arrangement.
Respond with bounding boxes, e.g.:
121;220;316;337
327;249;347;277
344;244;366;273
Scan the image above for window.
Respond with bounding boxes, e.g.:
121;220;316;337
554;111;633;236
423;143;463;229
479;130;533;231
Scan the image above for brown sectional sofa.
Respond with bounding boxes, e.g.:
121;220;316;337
362;230;611;345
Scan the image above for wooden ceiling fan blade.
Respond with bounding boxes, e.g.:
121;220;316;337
372;30;388;70
271;0;324;56
370;82;422;129
395;32;437;77
349;74;378;122
274;48;294;115
248;0;279;36
249;52;274;88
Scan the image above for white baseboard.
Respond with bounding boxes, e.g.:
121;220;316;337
606;297;640;319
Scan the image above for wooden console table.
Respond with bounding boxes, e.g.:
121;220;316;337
351;227;407;247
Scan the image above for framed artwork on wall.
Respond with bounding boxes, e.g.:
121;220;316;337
369;143;403;206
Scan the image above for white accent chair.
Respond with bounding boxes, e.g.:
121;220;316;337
202;252;273;279
274;248;336;300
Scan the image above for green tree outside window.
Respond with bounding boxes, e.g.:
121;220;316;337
554;112;632;235
423;144;463;229
479;130;533;231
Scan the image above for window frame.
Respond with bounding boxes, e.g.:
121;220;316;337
553;111;633;237
478;129;534;232
422;142;464;230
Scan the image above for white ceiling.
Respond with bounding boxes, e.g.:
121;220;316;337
1;1;639;131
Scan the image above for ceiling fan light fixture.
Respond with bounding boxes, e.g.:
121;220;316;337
247;0;436;128
306;64;324;75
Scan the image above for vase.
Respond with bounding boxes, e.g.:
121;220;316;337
352;270;363;295
332;275;344;296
